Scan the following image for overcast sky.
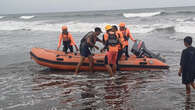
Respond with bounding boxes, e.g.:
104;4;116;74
0;0;195;14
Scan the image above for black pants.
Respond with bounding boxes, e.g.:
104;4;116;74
117;46;129;61
124;45;129;58
116;49;123;70
117;49;123;63
63;44;73;53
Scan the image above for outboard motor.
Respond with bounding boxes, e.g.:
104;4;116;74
131;40;166;62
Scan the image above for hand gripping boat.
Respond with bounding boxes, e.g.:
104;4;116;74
30;40;169;71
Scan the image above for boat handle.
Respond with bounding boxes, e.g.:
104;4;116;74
56;58;64;61
139;62;147;65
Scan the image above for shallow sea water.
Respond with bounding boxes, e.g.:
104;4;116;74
1;6;195;110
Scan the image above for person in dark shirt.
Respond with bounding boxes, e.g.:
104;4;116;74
178;36;195;95
75;27;103;75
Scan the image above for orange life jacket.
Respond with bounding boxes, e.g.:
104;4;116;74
121;28;129;41
120;28;135;47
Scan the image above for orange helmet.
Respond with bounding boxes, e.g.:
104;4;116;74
62;26;67;30
119;22;125;27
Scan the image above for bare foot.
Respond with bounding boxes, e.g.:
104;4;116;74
191;83;195;89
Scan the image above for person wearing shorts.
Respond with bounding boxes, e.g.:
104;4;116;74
101;25;120;77
75;27;103;74
178;36;195;95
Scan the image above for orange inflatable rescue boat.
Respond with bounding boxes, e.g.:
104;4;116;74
30;40;169;71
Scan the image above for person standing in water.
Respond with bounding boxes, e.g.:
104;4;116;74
75;27;103;75
57;26;79;53
112;25;123;70
178;36;195;95
119;22;136;60
101;25;120;77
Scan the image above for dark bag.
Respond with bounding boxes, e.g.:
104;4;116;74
107;34;119;46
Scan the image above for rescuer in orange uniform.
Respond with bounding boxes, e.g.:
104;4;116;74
57;26;79;53
119;22;136;60
101;25;120;76
112;25;124;70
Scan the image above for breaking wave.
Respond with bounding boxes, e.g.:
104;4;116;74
0;16;5;19
0;20;107;32
175;22;195;33
19;16;35;19
123;10;195;18
0;20;195;34
123;12;163;18
175;17;195;22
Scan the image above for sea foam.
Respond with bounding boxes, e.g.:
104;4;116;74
123;12;162;18
19;16;35;19
0;20;195;34
0;16;5;19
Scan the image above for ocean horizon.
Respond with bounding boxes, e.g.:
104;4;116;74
1;5;195;15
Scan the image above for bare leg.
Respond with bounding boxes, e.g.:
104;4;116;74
186;84;191;95
105;64;113;77
75;56;85;75
191;82;195;89
185;95;191;110
88;55;94;73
